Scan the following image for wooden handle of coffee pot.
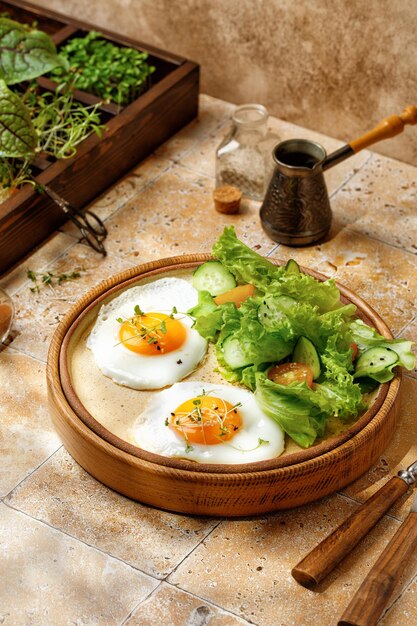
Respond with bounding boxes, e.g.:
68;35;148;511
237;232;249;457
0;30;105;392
350;105;417;152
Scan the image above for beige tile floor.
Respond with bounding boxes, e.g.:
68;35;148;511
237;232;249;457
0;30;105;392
1;94;416;626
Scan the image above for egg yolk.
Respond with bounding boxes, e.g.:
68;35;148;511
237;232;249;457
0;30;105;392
119;312;186;355
169;395;243;445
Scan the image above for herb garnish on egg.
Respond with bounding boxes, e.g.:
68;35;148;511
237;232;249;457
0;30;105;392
115;304;184;353
87;278;208;390
134;382;279;463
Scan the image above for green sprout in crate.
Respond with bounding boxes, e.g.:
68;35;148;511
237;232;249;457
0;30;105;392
0;17;104;195
50;31;156;106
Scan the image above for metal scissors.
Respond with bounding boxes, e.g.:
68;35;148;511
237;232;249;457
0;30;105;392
43;185;108;255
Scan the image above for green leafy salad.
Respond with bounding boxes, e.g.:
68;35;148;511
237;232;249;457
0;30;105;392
188;227;415;448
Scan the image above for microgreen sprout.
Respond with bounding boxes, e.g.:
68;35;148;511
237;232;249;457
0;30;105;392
258;438;269;446
27;267;84;293
0;17;105;193
115;304;184;349
50;31;155;107
0;83;104;191
165;389;244;448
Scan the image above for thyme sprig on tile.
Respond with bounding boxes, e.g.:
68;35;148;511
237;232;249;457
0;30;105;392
27;267;84;293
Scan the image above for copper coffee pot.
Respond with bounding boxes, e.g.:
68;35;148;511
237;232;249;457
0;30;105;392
260;106;417;246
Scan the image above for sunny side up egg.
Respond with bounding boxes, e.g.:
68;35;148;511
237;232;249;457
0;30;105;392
87;278;207;390
134;381;285;463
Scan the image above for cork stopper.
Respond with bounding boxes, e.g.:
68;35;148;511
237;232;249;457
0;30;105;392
213;185;242;214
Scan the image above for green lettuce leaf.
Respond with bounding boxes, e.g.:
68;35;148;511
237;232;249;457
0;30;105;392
212;226;283;289
190;227;416;448
212;226;343;312
254;370;364;447
254;373;327;447
215;296;293;379
349;319;415;371
188;290;222;341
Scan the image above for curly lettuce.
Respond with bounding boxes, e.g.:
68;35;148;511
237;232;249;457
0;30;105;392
189;227;415;447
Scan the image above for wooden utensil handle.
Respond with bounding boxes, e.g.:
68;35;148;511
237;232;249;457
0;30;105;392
338;511;417;626
291;477;408;589
350;105;417;152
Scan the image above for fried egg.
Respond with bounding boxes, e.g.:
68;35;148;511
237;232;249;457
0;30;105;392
134;381;285;463
87;278;207;390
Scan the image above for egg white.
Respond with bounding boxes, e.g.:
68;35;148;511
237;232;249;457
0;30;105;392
87;278;207;390
134;381;285;463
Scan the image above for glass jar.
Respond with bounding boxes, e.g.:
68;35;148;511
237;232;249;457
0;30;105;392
215;104;280;201
0;288;14;344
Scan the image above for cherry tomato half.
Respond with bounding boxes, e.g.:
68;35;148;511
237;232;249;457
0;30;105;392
268;362;314;388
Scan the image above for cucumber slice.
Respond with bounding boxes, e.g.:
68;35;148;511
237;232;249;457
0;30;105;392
292;336;321;379
258;295;297;330
222;336;252;369
285;259;300;274
354;347;399;382
356;376;380;394
192;261;236;296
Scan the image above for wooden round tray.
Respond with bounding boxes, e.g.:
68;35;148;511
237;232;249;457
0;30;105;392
47;254;401;516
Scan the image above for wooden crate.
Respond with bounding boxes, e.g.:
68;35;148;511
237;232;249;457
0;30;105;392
0;0;199;274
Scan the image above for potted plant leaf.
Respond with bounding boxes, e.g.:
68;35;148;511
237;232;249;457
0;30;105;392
0;0;199;274
0;16;104;198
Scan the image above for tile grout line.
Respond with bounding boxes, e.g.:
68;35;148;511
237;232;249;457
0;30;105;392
162;516;225;583
172;161;214;182
158;114;233;164
336;490;408;524
151;117;229;176
118;580;164;626
2;154;176;286
378;568;417;623
2;343;47;362
1;341;48;363
2;498;160;582
117;578;257;626
168;118;235;179
59;105;233;244
397;312;417;340
2;444;65;503
6;237;82;296
161;580;258;625
60;155;176;239
328;152;374;200
266;243;281;258
326;492;417;624
342;223;417;258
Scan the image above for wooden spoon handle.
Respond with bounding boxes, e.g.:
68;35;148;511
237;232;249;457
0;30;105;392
350;105;417;152
291;477;408;589
338;511;417;626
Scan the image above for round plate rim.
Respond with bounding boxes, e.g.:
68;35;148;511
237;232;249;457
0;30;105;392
50;253;400;476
